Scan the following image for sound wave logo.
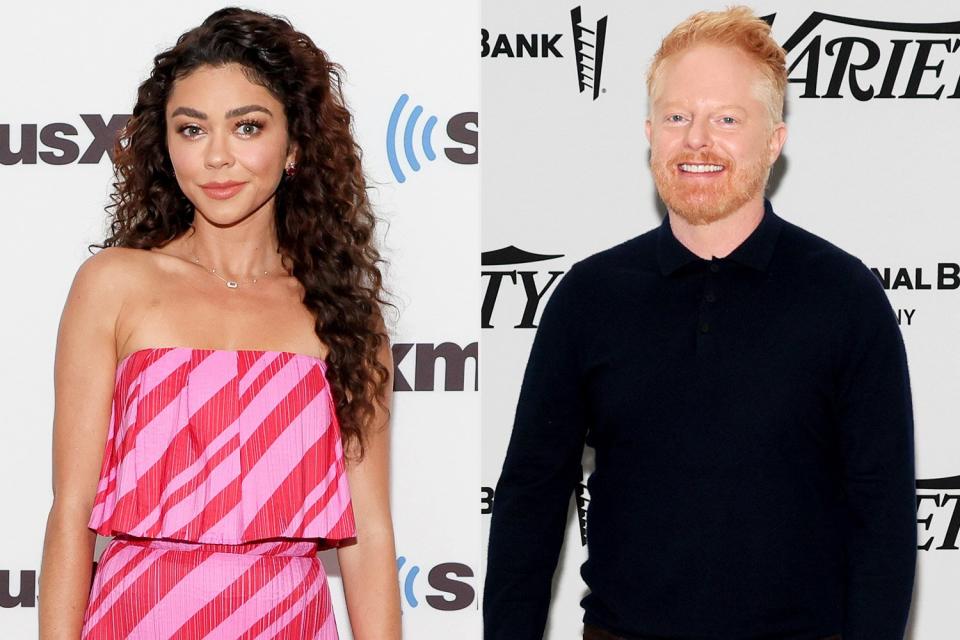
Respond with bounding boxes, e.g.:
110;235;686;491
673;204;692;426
570;6;608;100
396;555;421;607
387;94;439;183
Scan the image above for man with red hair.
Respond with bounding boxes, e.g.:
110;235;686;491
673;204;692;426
484;6;916;640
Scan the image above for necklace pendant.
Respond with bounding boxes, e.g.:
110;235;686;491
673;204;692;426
226;280;239;289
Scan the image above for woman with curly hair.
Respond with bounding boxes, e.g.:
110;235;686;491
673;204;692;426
38;7;400;639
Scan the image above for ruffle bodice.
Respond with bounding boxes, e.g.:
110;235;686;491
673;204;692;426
87;347;356;547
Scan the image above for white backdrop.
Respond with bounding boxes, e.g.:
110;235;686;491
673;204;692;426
481;1;960;639
0;1;479;638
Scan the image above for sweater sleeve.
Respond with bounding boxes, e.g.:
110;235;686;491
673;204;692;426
836;261;917;640
483;263;591;640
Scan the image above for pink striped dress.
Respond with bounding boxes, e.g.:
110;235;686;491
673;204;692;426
81;347;356;639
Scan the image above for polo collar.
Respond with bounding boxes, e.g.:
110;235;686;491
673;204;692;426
656;198;783;276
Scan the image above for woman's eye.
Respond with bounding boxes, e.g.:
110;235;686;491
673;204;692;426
236;121;263;136
178;124;202;137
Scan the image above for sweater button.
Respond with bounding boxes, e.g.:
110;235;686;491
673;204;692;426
710;263;720;273
705;291;717;303
699;322;710;334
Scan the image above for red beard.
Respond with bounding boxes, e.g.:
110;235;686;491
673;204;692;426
651;149;770;225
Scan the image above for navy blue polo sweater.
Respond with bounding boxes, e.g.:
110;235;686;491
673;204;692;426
484;199;916;640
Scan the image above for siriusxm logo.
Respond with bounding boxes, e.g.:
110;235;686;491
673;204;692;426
0;569;36;608
386;94;478;183
0;115;128;165
396;556;475;611
392;342;478;392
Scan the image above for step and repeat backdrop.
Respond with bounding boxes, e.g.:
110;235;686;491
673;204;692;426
0;1;478;638
481;1;959;639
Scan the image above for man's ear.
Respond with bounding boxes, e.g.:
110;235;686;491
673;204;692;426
767;122;787;165
644;119;652;144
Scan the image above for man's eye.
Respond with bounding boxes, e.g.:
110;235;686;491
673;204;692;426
720;116;737;125
668;114;685;123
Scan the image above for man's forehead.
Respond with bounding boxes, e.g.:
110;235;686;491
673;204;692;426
661;42;755;70
652;45;767;108
654;97;749;110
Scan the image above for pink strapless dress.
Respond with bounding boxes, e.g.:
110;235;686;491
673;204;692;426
80;347;356;639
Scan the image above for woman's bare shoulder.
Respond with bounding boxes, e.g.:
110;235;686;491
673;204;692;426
77;244;149;272
50;247;152;512
61;247;155;353
72;246;152;297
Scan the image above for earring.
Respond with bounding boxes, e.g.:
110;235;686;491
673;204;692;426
285;162;297;176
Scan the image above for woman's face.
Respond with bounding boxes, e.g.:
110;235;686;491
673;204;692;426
165;62;296;225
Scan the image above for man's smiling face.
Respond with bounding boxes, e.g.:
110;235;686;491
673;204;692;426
645;43;786;225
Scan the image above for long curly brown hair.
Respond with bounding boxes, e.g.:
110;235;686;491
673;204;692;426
89;7;391;460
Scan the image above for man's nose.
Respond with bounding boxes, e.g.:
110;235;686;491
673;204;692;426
683;117;712;151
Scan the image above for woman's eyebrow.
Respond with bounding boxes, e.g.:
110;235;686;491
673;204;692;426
225;104;273;118
169;104;274;119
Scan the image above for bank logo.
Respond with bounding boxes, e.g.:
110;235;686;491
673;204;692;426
570;6;608;100
480;30;563;58
770;12;960;100
481;486;494;515
481;471;590;547
396;556;475;611
0;569;36;608
871;263;960;290
480;5;609;99
386;94;478;183
482;246;565;329
916;475;960;551
575;465;591;546
0;115;129;166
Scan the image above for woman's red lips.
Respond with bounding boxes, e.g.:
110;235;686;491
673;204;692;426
200;181;246;199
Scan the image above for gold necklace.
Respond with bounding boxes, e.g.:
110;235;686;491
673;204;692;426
190;253;269;289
